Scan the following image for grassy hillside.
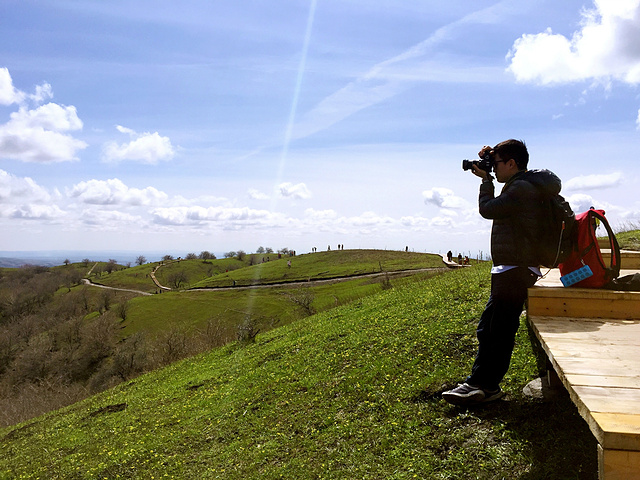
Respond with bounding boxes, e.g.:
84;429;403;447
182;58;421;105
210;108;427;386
614;228;640;251
121;273;413;338
190;250;444;289
84;250;445;293
0;265;596;479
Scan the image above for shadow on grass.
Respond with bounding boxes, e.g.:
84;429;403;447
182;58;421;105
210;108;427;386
411;384;598;480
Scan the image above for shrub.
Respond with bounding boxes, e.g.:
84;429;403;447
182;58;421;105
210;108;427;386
237;315;260;344
284;287;316;316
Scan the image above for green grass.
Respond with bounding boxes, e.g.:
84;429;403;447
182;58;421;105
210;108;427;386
86;262;160;293
83;250;444;293
191;250;444;288
121;270;438;338
613;228;640;251
0;265;597;479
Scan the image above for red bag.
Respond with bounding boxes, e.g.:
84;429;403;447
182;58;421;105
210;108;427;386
558;208;620;288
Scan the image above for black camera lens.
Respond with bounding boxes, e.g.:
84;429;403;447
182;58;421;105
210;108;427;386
462;159;476;171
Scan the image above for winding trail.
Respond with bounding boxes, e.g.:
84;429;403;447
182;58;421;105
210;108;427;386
80;267;447;296
81;278;154;296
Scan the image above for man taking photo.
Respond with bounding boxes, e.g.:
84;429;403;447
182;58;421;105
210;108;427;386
442;139;562;406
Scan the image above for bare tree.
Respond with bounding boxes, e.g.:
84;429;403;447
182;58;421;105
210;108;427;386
135;255;146;266
99;290;113;313
168;271;188;289
284;287;316;316
105;259;118;274
115;300;130;322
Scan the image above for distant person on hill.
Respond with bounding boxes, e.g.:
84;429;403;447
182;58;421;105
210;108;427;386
447;250;453;262
443;139;561;406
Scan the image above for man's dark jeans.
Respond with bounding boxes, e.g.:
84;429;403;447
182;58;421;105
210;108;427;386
467;267;539;391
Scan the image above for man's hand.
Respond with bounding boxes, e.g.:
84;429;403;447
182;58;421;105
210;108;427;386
471;164;489;181
472;145;493;182
478;145;493;158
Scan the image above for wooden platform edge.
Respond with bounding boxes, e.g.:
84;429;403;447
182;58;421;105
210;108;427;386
599;445;640;480
527;315;640;453
528;286;640;320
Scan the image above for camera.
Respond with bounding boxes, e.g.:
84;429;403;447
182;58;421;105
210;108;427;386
462;152;494;172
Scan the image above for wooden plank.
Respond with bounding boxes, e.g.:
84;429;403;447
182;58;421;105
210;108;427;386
530;316;640;342
593;413;640;451
528;294;640;319
559;360;640;378
565;375;640;389
529;285;640;300
602;249;640;269
599;446;640;480
549;346;640;363
572;386;640;416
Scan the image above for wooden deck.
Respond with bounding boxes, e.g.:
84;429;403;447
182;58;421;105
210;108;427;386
528;251;640;479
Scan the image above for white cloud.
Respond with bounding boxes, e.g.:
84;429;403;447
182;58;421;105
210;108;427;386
423;187;470;209
80;208;143;227
564;172;623;190
508;0;640;85
151;205;275;226
304;208;338;220
0;69;87;163
11;103;83;131
248;188;270;201
343;211;395;228
0;169;65;220
68;178;169;206
0;67;24;105
10;204;65;220
278;182;312;200
116;125;135;135
0;103;87;163
566;193;600;214
31;83;53;104
0;169;52;204
103;126;175;164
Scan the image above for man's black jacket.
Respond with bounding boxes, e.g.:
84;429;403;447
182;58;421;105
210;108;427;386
479;169;562;267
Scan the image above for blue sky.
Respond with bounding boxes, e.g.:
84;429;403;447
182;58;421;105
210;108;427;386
1;0;640;260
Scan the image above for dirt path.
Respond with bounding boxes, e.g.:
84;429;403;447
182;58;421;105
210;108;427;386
80;266;448;296
81;278;154;296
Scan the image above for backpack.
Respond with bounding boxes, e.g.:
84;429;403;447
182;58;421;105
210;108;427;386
558;208;621;288
538;193;576;268
520;169;575;268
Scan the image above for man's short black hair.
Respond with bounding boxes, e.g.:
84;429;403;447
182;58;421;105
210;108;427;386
493;139;528;170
